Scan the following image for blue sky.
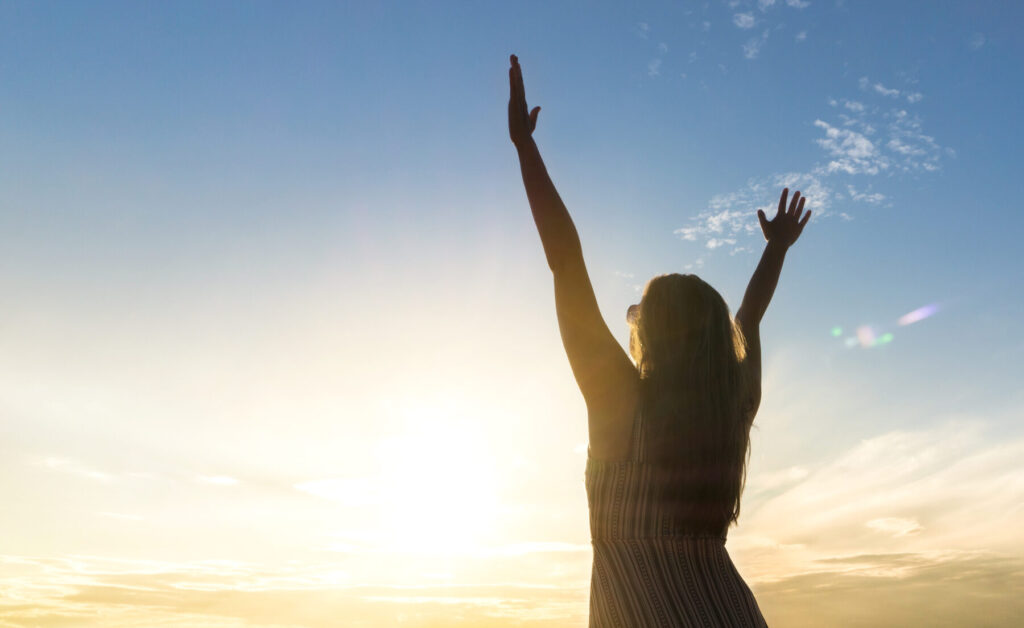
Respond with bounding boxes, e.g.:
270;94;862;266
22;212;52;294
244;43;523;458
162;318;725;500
1;2;1022;626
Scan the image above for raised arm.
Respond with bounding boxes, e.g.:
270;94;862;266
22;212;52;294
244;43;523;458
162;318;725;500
508;55;637;458
508;55;579;272
735;188;811;418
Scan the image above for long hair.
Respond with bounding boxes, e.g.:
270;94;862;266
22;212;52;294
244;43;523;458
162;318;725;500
629;273;752;531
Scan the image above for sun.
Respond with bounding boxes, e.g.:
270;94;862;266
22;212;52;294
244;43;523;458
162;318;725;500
374;403;501;555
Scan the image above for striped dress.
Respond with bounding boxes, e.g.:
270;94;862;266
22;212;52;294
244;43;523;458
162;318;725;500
585;407;768;628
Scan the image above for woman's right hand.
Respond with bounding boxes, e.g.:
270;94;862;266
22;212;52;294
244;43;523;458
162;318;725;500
758;188;811;248
508;54;541;148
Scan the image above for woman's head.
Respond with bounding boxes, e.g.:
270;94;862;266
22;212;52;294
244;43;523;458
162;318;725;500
628;274;745;375
628;273;751;530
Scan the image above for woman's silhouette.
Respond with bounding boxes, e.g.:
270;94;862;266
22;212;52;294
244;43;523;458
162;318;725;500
508;55;810;627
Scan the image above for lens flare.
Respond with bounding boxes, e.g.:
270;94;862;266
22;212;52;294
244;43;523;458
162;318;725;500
898;303;939;326
831;326;843;337
857;326;875;348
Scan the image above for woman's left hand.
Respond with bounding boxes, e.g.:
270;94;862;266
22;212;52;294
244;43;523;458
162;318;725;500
758;188;811;248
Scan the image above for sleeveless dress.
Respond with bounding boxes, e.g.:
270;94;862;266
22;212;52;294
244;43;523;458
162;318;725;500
585;407;768;628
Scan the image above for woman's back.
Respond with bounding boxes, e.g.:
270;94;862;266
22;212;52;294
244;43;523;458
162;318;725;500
585;405;768;628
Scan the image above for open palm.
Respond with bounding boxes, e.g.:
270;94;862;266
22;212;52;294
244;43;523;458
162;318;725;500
508;55;540;147
758;188;811;248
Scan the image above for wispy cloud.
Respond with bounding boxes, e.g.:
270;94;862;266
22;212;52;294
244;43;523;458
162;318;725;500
754;552;1024;627
648;58;662;77
733;12;756;29
730;415;1024;623
675;76;949;252
846;185;885;204
36;456;113;482
737;420;1024;575
743;29;772;59
866;516;923;537
968;32;986;50
674;172;831;249
814;119;884;175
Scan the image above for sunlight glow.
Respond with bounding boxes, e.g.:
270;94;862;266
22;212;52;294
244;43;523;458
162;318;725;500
296;399;501;556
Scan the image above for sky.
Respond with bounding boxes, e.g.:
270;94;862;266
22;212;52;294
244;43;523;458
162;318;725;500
1;1;1022;626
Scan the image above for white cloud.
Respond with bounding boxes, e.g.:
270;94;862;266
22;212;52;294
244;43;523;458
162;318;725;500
847;185;885;204
736;420;1024;581
795;30;807;42
866;517;923;537
674;172;829;251
676;227;698;241
906;91;923;103
885;108;944;171
36;456;112;482
969;32;986;50
702;20;711;32
676;76;946;253
785;0;810;7
814;119;886;175
748;466;810;492
647;58;662;77
733;12;756;29
887;137;925;156
635;22;649;39
873;82;901;98
743;29;771;59
706;237;737;249
758;0;777;10
657;41;668;54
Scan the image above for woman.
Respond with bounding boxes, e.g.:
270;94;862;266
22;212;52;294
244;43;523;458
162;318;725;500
508;55;810;627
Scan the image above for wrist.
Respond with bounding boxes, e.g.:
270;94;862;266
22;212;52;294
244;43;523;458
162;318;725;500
514;136;538;153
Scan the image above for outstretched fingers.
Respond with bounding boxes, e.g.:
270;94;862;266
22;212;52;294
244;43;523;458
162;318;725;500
788;190;801;216
794;196;807;222
509;64;520;102
510;55;526;103
777;188;788;217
